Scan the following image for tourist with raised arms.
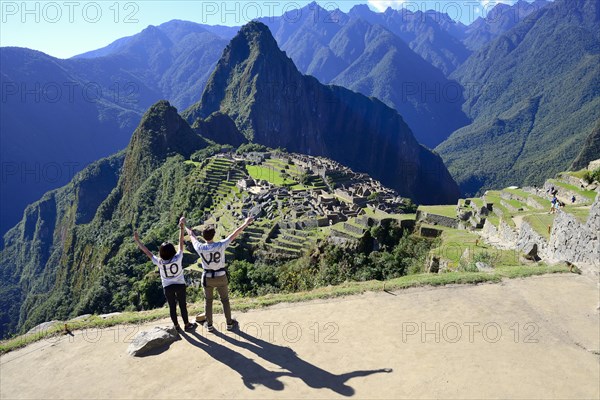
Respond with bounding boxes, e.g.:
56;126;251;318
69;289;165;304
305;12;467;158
185;216;254;332
134;216;196;332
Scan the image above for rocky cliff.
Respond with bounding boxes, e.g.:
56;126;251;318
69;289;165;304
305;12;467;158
547;195;599;269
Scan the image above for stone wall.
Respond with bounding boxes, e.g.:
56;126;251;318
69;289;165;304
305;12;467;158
516;220;548;258
416;211;459;229
546;193;600;270
498;220;519;246
482;219;498;237
481;219;518;248
343;223;366;236
557;174;583;188
420;226;443;238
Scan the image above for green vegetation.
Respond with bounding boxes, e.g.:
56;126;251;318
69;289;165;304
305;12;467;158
502;188;547;208
483;191;516;227
191;143;234;162
418;205;457;218
583;168;600;185
523;214;555;240
566;169;590;180
501;197;528;211
571;119;600;170
236;143;269;154
246;165;297;186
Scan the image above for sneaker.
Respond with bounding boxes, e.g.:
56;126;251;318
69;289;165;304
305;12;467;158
204;322;215;333
174;324;182;332
184;323;197;332
227;319;238;331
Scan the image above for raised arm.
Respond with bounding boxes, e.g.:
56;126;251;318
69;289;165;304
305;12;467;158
185;226;205;243
227;217;254;243
178;216;186;253
133;231;154;261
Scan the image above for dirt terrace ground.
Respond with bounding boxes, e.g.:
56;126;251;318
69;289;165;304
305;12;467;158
1;274;599;399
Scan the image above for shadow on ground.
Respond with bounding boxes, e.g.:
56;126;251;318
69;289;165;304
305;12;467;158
181;329;392;395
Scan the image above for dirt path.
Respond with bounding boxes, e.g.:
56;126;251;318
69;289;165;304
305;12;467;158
1;274;599;399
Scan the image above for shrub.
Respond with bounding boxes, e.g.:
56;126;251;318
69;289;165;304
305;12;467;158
583;168;600;184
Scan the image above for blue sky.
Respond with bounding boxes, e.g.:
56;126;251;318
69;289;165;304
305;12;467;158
1;0;537;59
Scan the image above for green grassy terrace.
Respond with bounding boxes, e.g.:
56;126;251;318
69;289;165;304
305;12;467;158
564;169;588;179
522;214;555;239
418;205;457;219
246;164;296;186
565;206;592;223
502;188;549;207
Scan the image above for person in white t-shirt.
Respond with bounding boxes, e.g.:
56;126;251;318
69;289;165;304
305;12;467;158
185;216;253;332
134;217;195;332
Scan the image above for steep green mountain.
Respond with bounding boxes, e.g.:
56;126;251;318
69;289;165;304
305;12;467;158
0;152;125;337
0;101;210;338
463;0;551;51
185;21;460;204
436;0;600;195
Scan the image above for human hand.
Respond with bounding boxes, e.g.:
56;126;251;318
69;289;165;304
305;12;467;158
185;226;195;237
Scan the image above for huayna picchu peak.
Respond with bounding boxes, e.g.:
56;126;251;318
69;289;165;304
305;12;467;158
185;21;461;205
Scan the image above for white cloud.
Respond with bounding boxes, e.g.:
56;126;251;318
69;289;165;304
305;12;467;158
367;0;407;13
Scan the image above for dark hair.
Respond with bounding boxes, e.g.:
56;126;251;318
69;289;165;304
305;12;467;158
202;228;216;241
159;242;176;260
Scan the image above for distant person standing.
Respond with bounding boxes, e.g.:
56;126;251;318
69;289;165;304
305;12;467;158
134;217;195;332
186;217;254;332
572;195;576;204
550;196;558;214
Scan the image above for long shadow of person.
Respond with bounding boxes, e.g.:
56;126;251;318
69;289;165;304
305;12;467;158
180;330;287;390
214;329;393;397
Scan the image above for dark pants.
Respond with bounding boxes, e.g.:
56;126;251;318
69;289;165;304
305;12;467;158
163;284;189;326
